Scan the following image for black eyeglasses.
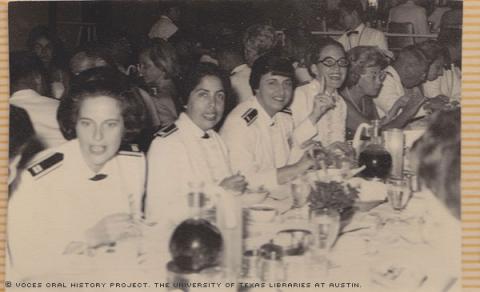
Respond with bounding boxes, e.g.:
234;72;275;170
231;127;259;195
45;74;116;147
318;57;350;68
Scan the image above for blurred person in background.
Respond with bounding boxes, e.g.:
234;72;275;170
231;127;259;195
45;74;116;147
337;0;388;51
10;52;66;149
137;38;183;128
27;26;69;99
389;0;430;43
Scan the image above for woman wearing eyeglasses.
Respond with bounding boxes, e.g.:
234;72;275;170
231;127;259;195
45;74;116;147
290;38;348;146
341;46;424;139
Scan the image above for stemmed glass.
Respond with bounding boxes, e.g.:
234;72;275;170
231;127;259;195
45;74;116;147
309;208;340;255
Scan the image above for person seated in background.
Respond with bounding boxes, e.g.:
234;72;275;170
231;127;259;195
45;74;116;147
9;53;66;149
341;46;430;139
27;26;68;99
389;0;430;43
290;38;348;146
7;71;147;281
428;0;451;32
417;40;452;110
373;46;429;127
440;0;463;32
283;26;314;86
431;30;462;102
243;24;279;67
137;38;183;128
337;0;388;51
221;53;314;191
69;42;114;77
216;38;251;108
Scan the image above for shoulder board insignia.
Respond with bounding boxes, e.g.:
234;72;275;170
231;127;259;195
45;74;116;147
27;153;64;178
280;107;292;115
119;144;142;156
241;108;258;126
155;123;178;138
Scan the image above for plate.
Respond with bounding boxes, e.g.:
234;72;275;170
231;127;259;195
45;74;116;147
354;199;387;212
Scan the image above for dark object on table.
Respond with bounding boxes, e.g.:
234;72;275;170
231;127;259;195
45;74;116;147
358;144;392;180
169;218;223;273
308;181;359;213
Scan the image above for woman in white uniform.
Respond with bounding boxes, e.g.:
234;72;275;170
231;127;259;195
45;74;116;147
146;63;247;223
7;68;147;280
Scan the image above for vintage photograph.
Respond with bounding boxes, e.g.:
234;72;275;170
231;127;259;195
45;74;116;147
6;0;462;291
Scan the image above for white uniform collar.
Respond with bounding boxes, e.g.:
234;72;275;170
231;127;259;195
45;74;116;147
177;112;212;138
62;139;115;181
252;96;282;126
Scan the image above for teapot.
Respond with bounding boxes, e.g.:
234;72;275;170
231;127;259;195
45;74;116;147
352;120;381;157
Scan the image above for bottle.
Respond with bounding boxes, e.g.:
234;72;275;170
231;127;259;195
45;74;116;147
358;120;392;180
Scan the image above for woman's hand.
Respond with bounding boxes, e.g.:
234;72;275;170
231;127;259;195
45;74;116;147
220;174;248;193
86;213;140;248
309;93;336;124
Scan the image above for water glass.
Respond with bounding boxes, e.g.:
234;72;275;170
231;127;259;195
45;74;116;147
291;177;311;208
309;208;340;256
387;177;412;211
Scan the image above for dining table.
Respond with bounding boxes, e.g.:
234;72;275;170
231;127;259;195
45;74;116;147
239;170;461;292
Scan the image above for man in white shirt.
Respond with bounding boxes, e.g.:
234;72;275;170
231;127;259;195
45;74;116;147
10;54;66;148
221;54;314;191
389;0;430;43
337;0;389;51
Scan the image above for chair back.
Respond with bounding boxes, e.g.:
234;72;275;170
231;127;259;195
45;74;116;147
387;22;416;51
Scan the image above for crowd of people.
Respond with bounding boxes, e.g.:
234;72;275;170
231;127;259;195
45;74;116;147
7;0;461;282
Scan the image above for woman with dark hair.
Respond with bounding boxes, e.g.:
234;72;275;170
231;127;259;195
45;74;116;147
146;63;246;222
27;26;68;99
8;71;147;280
138;38;183;128
144;63;246;269
290;38;348;146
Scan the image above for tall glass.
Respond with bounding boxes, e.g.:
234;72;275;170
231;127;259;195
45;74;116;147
383;129;405;179
309;208;340;256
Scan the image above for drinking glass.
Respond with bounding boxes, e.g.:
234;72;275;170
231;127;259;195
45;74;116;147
291;177;311;209
309;208;340;256
387;177;412;211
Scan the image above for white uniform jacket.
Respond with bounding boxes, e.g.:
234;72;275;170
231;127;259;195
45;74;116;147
291;79;347;146
7;139;146;280
220;96;306;191
146;113;232;223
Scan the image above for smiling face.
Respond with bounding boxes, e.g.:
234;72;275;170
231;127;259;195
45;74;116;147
138;50;165;85
255;72;293;117
186;75;226;131
76;96;124;172
312;45;348;93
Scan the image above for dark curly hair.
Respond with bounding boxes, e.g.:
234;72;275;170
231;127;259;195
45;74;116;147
181;62;232;107
58;67;146;144
345;46;389;88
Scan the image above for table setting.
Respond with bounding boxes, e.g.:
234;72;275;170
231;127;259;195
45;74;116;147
239;126;460;292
